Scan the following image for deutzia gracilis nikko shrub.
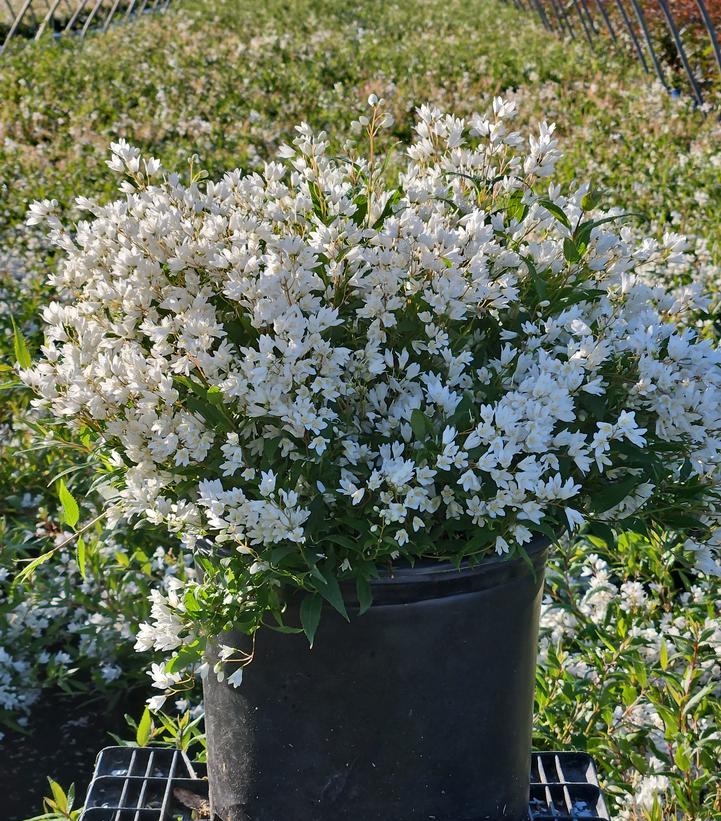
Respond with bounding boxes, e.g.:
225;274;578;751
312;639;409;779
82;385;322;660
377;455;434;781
19;97;721;692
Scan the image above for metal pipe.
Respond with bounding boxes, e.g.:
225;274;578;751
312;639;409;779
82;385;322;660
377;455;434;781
656;0;704;106
594;0;617;42
560;0;579;38
628;0;668;89
0;0;32;53
64;0;90;32
579;0;599;34
102;0;122;31
694;0;721;84
614;0;648;71
35;0;64;38
530;0;554;30
549;0;572;35
548;0;563;31
572;0;595;44
80;0;104;36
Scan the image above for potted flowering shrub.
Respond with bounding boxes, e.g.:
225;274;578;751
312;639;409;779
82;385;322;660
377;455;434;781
19;96;721;821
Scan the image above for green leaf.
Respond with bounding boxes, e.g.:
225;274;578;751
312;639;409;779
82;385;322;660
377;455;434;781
76;536;86;580
351;194;368;226
372;188;402;228
664;512;708;532
11;317;31;369
317;566;350;621
588;475;643;514
115;551;130;567
563;237;581;263
184;587;201;614
269;545;295;565
410;408;428;440
183;388;234;432
356;576;373;615
449;393;474;428
166;641;202;674
266;621;304;635
507;189;528;223
337;516;371;535
674;746;692;772
300;594;323;647
325;534;358;551
573;212;645;251
48;779;68;812
581;189;602;211
206;385;226;410
522;255;547;300
308;181;327;221
14;551;54;586
57;479;80;529
682;681;715;715
263;437;281;463
524;518;560;544
633;661;648;688
621;683;636;706
585;520;615;547
136;707;152;747
539;199;571;229
462;526;495;553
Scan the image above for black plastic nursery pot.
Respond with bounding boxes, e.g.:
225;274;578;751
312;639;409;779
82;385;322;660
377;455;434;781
203;539;548;821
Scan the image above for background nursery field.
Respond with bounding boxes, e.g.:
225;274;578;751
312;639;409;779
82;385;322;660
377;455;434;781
1;0;721;819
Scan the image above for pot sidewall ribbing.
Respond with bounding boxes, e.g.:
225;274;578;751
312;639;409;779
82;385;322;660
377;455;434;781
203;542;548;821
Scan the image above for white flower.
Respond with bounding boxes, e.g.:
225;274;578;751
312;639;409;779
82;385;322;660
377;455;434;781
100;664;122;683
259;471;277;497
147;694;166;713
26;199;58;226
495;536;510;555
148;662;182;690
19;97;721;685
565;508;585;531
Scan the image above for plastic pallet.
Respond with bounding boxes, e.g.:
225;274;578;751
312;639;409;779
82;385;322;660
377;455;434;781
529;752;609;819
81;747;208;821
80;747;609;820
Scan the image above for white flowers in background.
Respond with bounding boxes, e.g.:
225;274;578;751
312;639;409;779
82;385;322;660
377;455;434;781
538;536;721;819
19;96;721;689
0;519;189;728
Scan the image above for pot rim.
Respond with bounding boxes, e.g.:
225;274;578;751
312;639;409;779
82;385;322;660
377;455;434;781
342;536;549;606
196;536;549;606
371;535;548;583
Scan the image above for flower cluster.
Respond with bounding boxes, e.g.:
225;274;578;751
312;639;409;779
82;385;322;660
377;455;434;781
538;534;721;819
0;519;186;732
20;98;721;680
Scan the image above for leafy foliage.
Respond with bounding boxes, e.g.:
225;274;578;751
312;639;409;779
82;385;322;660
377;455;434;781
1;2;721;820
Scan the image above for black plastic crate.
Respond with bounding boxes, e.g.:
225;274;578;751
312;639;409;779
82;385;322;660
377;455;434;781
529;752;609;819
80;747;609;820
81;747;208;821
